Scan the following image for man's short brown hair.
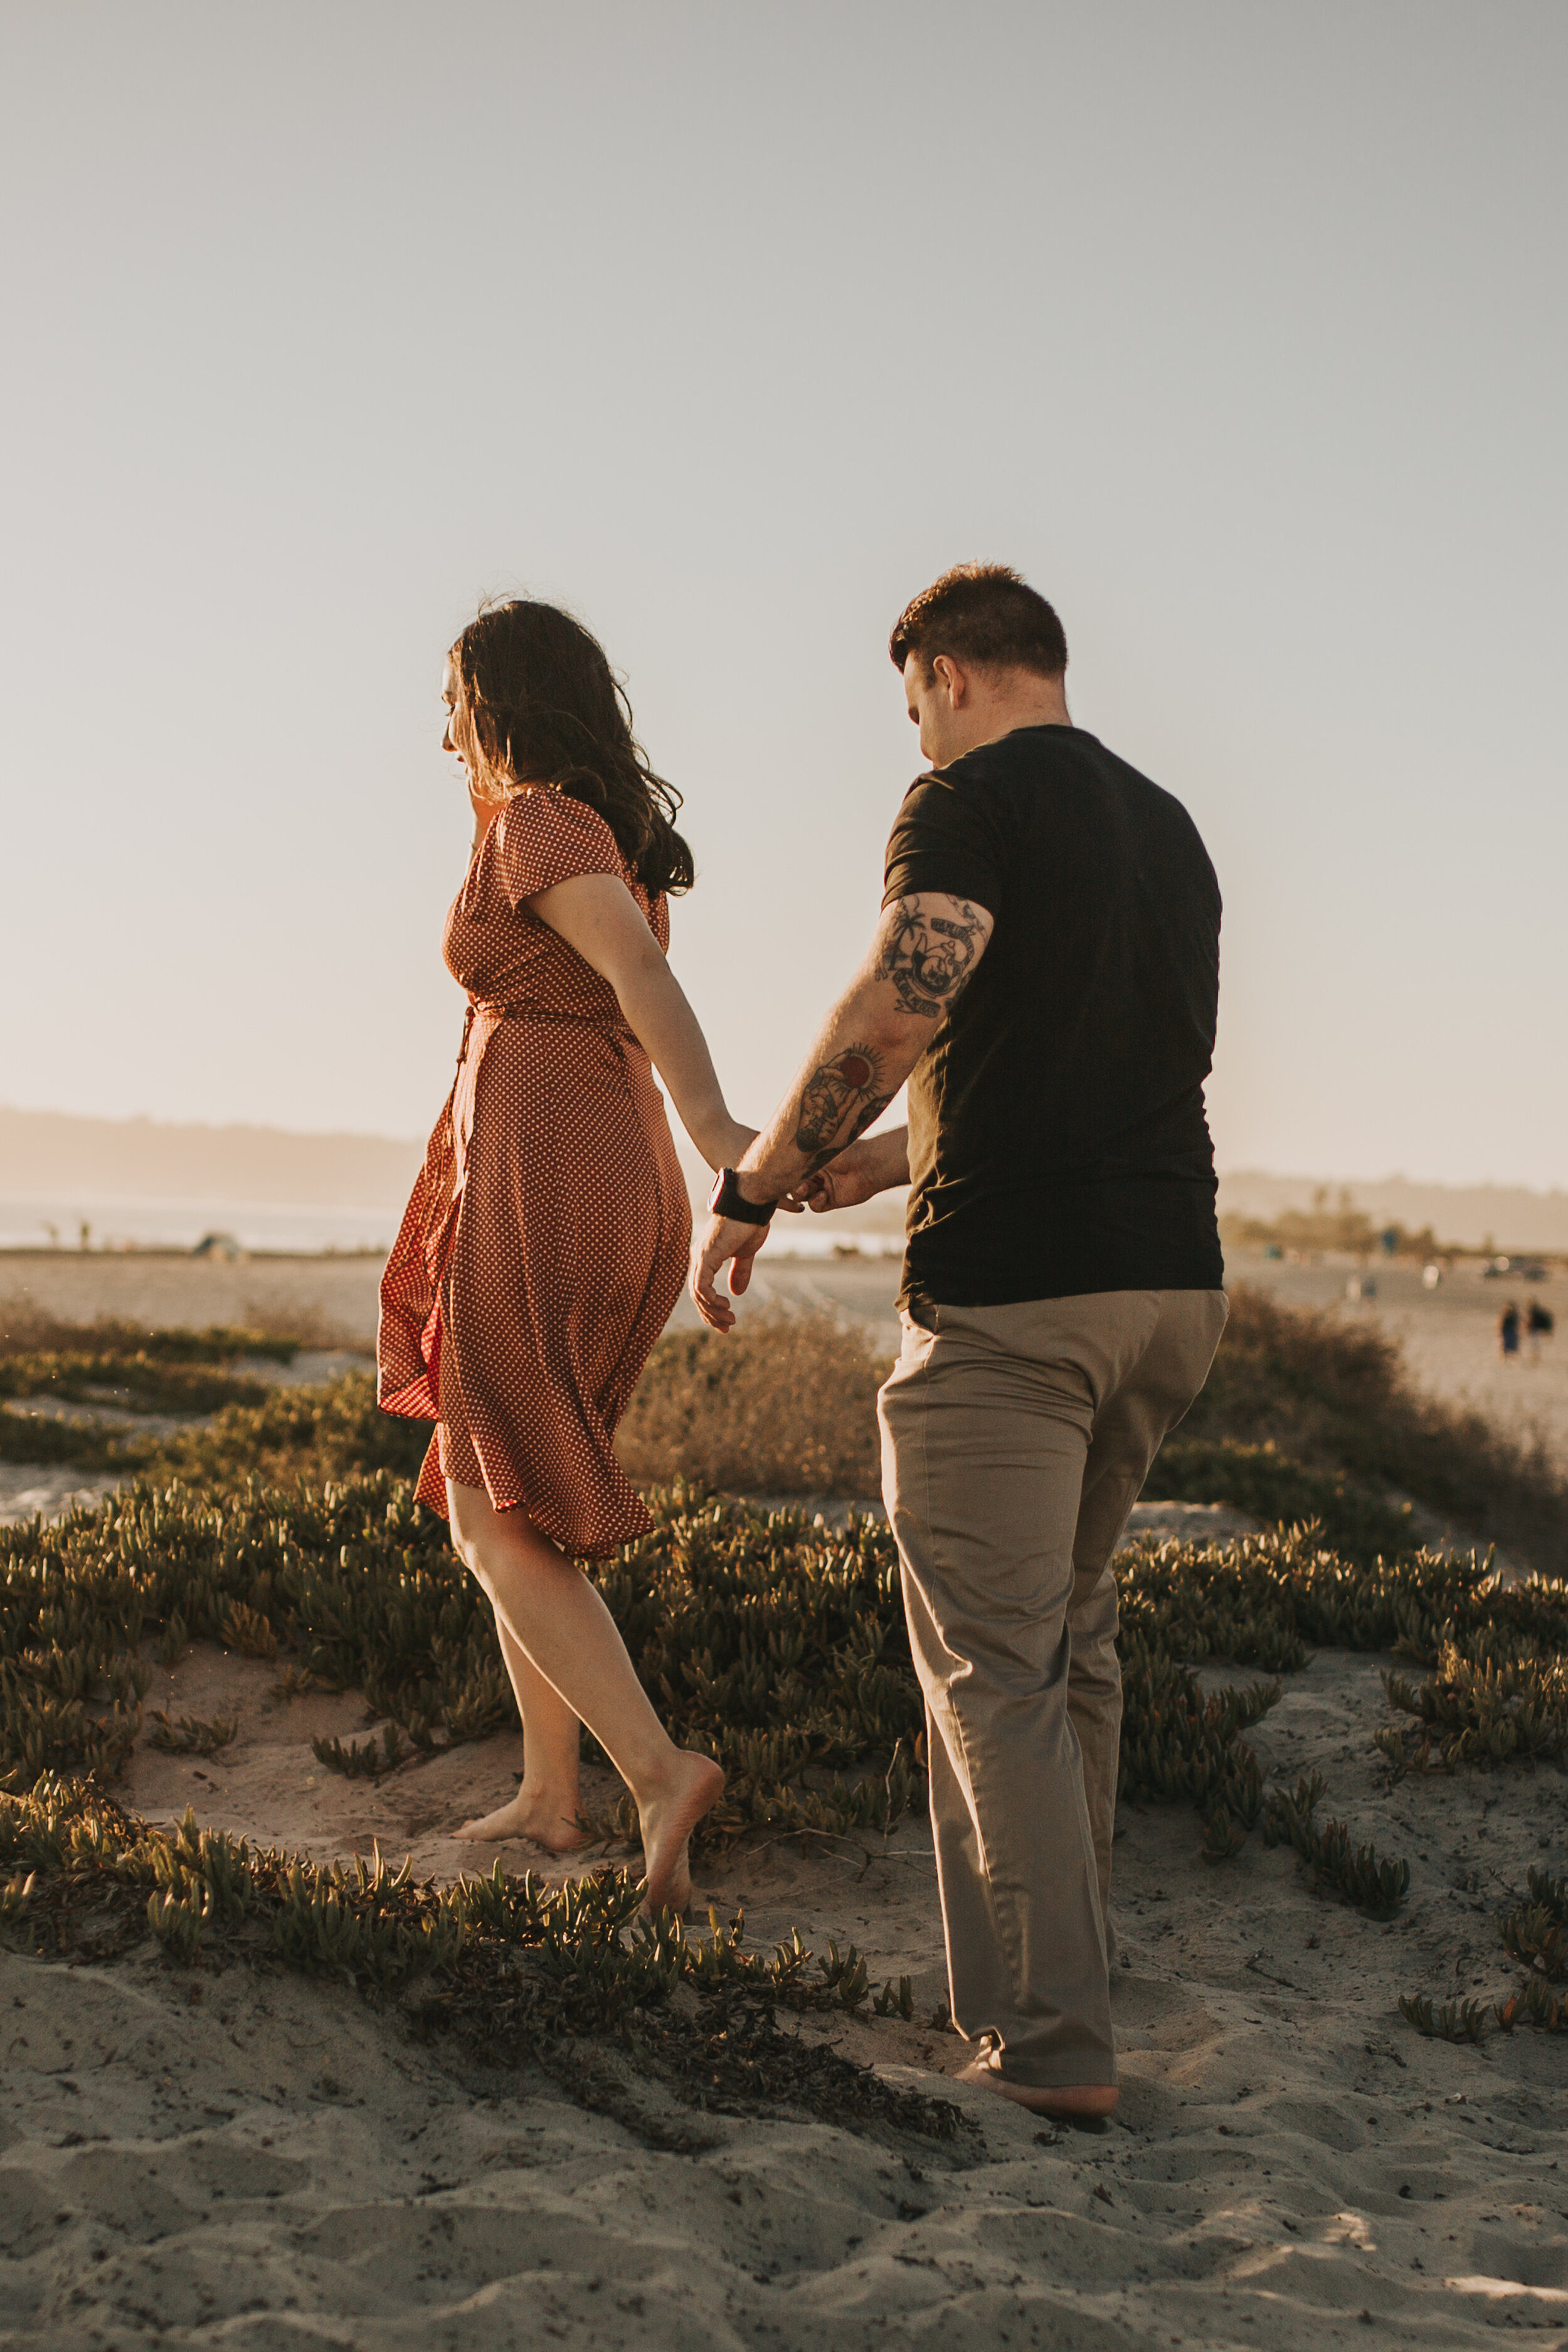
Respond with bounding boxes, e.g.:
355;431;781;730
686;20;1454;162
889;563;1067;682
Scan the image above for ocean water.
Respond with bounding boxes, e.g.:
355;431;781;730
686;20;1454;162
753;1226;903;1261
0;1195;398;1256
0;1193;904;1262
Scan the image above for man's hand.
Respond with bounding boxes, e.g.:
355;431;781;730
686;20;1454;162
799;1125;911;1213
689;1214;771;1332
798;1141;884;1213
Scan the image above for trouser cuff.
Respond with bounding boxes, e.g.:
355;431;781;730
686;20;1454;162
972;2037;1118;2091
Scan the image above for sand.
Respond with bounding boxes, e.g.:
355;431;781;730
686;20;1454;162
738;1250;1568;1480
0;1252;386;1346
5;1517;1568;2349
1232;1254;1568;1478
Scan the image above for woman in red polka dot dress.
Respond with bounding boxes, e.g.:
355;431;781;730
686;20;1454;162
379;600;743;1911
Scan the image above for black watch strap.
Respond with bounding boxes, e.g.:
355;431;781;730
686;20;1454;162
710;1167;778;1225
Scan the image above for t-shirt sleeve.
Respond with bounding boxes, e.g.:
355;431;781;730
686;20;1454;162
882;774;1002;913
491;791;625;909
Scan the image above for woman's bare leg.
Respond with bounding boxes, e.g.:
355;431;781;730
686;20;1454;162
445;1480;723;1910
453;1609;588;1851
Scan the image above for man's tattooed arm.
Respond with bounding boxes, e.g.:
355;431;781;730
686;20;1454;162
874;894;992;1018
793;1045;893;1168
690;893;995;1331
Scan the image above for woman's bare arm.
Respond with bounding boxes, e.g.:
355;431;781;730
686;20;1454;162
527;872;752;1171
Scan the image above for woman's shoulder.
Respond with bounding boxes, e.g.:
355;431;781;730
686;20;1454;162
492;788;628;904
495;786;623;860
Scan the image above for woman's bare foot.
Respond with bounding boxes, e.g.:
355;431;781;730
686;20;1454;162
452;1791;588;1850
637;1751;726;1915
955;2060;1118;2119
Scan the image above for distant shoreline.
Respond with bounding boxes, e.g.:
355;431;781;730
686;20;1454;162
0;1246;389;1264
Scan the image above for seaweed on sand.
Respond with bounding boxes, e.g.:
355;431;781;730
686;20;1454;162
1140;1438;1416;1565
4;1472;1563;1857
1402;1870;1568;2045
1379;1632;1568;1769
1261;1770;1411;1914
0;1777;967;2149
0;1316;308;1471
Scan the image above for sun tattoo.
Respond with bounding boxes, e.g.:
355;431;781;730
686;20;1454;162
795;1045;891;1165
876;896;988;1017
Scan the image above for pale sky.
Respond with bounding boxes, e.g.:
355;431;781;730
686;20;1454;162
3;3;1564;1187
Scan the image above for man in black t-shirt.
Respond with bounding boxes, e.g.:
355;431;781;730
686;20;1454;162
691;564;1227;2121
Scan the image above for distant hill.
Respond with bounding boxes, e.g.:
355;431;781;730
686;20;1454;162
0;1106;423;1209
1218;1170;1568;1253
0;1103;906;1238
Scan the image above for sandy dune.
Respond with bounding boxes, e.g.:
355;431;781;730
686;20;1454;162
0;1351;378;1530
4;1241;1564;1478
0;1252;386;1345
1232;1254;1568;1478
661;1247;1568;1493
5;1559;1567;2350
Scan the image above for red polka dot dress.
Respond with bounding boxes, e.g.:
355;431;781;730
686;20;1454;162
377;788;691;1557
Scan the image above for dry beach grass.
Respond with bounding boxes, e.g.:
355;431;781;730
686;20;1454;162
2;1293;1567;2348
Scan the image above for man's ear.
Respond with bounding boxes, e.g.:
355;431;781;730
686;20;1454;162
931;654;967;707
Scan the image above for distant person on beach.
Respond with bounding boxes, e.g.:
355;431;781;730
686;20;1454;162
691;563;1227;2121
379;600;738;1910
1499;1301;1522;1360
1527;1300;1555;1362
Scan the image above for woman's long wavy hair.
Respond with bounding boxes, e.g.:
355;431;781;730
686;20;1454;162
449;599;694;898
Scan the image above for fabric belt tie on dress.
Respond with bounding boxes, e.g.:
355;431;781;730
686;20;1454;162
421;999;636;1301
451;1000;640;1178
461;997;637;1048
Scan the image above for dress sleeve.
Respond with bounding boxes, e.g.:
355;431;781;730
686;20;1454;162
882;772;1002;914
491;790;625;909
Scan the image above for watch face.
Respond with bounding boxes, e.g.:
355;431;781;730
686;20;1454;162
709;1168;729;1212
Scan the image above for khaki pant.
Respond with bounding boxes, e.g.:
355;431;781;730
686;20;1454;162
877;1288;1227;2088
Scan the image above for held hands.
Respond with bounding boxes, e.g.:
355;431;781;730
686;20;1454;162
706;1120;809;1220
687;1136;884;1332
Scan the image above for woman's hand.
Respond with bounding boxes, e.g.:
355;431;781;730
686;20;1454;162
702;1122;815;1212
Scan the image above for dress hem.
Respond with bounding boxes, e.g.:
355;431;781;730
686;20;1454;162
416;1461;655;1560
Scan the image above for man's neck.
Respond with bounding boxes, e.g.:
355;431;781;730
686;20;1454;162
984;678;1072;734
945;682;1071;763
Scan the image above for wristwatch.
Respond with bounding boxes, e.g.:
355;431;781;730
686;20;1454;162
709;1167;778;1225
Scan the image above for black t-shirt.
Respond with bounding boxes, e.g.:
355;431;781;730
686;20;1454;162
882;724;1224;1309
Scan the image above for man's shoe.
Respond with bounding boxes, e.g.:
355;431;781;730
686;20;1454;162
955;2060;1118;2119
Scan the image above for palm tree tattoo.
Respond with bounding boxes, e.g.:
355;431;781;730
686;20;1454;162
795;1044;891;1166
876;896;987;1017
